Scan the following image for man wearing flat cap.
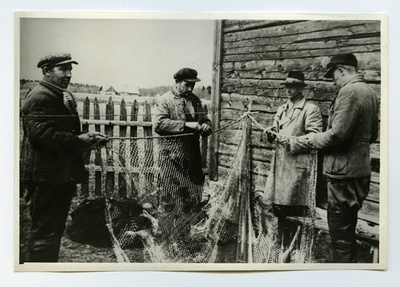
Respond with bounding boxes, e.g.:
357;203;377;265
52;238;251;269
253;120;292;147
154;68;212;237
302;53;379;263
257;71;323;260
21;53;108;262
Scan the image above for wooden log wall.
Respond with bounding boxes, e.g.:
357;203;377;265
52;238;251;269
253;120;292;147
211;20;381;224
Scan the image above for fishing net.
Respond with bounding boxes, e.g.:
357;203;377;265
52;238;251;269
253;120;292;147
68;113;317;263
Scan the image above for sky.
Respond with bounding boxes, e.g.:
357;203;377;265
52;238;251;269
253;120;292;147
19;18;215;89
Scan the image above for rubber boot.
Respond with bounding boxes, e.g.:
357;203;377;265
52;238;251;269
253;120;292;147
29;244;60;262
327;211;358;263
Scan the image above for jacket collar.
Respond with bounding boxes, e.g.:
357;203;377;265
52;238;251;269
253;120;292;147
342;74;365;88
40;80;66;96
172;85;198;102
282;96;306;111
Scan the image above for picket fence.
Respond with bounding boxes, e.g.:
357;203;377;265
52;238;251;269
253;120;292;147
77;96;209;199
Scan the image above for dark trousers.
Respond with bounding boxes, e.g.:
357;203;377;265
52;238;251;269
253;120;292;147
28;182;75;262
326;176;370;263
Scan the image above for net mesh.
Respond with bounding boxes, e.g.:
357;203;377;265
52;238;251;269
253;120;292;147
75;114;317;263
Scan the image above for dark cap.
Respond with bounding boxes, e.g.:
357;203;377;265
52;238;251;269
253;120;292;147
280;71;307;87
324;53;358;78
37;53;78;69
174;68;201;82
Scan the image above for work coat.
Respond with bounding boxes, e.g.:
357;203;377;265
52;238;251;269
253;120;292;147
311;75;379;179
265;97;323;210
21;81;86;183
154;90;211;214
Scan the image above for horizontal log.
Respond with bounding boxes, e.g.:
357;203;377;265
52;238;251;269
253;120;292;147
222;78;381;93
224;44;381;62
223;52;381;73
222;84;381;105
223;68;381;83
224;21;380;46
223;20;306;33
225;37;381;56
362;200;379;217
80;119;153;127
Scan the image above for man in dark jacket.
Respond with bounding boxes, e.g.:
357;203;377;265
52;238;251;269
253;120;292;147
21;53;108;262
303;53;379;262
154;68;212;237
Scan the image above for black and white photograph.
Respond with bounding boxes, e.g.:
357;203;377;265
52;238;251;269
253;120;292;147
15;12;387;271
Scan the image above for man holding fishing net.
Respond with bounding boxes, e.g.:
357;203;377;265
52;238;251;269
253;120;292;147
154;68;212;242
300;53;379;263
257;71;323;262
21;53;109;262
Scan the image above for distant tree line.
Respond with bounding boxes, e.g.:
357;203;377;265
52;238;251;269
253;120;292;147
138;85;211;100
20;79;212;100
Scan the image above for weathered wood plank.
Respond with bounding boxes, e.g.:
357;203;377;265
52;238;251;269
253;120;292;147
223;52;381;72
210;20;224;181
119;99;127;169
224;44;381;62
223;68;381;83
225;37;381;56
224;21;380;46
223;20;305;33
93;98;101;166
105;97;115;197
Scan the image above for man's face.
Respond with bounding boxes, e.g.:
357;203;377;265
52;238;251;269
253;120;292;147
46;64;73;89
285;85;303;100
332;66;346;87
176;80;195;97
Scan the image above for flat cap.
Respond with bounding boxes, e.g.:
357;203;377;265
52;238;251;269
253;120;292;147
37;53;78;69
324;53;358;78
174;68;201;82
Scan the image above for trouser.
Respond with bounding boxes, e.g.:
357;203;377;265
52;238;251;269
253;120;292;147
28;182;76;262
326;176;370;263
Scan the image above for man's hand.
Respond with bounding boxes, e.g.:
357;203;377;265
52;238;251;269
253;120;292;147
91;132;110;147
263;126;277;143
185;122;200;131
199;123;212;137
79;132;110;151
288;134;315;153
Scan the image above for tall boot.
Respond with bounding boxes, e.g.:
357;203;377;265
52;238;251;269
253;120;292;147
327;211;358;263
29;245;60;262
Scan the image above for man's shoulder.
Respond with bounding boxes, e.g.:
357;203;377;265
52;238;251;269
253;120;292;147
303;100;320;111
157;90;175;102
26;82;56;99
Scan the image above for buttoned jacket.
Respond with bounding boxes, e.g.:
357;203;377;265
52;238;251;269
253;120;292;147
21;81;86;183
312;75;379;178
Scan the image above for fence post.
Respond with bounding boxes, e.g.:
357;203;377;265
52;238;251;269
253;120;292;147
105;97;115;197
119;98;127;198
81;97;90;197
93;97;102;196
201;104;209;171
129;100;139;199
143;101;155;204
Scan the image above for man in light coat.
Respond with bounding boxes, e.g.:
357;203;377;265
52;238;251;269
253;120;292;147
257;71;323;262
262;71;323;216
303;53;379;262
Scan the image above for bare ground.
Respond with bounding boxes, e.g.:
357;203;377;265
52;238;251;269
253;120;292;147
19;197;374;264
